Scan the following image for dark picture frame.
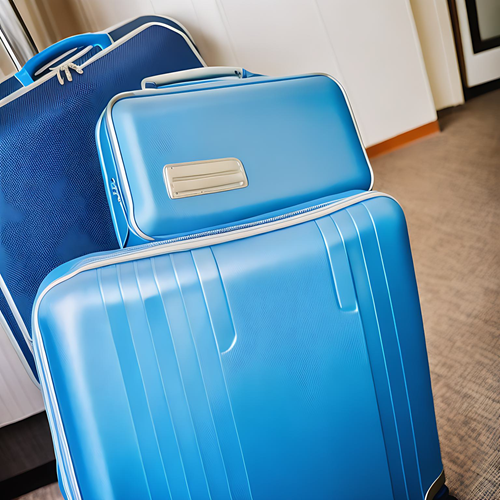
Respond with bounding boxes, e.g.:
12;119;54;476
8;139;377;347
465;0;500;53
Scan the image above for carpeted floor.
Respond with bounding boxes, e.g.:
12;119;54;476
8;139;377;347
17;90;500;500
372;88;500;499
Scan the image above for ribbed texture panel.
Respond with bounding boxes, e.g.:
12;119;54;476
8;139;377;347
96;250;251;499
345;203;424;499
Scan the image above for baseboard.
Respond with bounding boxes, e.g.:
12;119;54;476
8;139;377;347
463;78;500;100
0;460;57;499
366;120;440;159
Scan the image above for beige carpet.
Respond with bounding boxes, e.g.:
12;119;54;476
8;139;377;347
372;89;500;499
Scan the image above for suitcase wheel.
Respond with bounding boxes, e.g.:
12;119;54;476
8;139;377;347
434;485;458;500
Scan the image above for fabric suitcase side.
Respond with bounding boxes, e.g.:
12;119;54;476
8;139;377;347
0;15;193;101
0;20;205;383
33;192;446;500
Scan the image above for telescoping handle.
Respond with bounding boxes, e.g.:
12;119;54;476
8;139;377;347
141;66;249;90
15;32;112;86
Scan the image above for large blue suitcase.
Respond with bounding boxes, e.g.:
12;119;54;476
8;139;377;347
0;16;204;383
33;192;447;500
34;69;449;499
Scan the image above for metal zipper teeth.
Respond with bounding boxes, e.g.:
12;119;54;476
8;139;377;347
73;191;386;272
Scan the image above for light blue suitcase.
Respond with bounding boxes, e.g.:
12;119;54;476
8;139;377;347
34;68;452;499
33;194;450;500
96;68;374;246
0;16;204;384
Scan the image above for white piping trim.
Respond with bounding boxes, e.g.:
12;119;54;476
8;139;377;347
0;22;205;108
0;15;197;88
103;72;372;242
40;192;389;291
103;94;155;241
0;69;17;83
77;23;205;72
33;336;78;499
95;110;129;247
34;45;93;77
0;309;39;387
104;14;196;45
425;470;445;500
32;191;390;500
318;73;374;191
0;273;32;351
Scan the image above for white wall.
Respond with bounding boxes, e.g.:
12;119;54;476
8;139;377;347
0;322;43;426
410;0;464;110
62;0;437;148
0;43;15;80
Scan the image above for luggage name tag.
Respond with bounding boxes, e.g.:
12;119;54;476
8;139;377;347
164;157;248;199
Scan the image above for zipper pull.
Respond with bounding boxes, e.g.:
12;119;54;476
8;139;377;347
51;62;84;85
110;178;122;203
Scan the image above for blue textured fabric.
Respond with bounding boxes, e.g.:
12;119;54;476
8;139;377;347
108;15;195;46
0;23;203;381
34;194;443;499
0;76;22;101
0;15;190;105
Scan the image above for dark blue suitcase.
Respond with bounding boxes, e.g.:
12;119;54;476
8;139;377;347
34;69;450;499
0;16;204;383
0;15;198;100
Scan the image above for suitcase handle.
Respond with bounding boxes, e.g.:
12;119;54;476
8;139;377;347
15;33;112;86
141;66;249;89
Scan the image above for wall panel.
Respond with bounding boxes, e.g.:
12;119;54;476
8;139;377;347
147;0;438;146
0;323;43;427
6;0;439;146
410;0;464;110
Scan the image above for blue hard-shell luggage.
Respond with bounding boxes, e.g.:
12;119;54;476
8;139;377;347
97;67;373;246
35;69;449;499
0;16;205;383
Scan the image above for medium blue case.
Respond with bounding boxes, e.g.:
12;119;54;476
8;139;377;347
33;192;446;500
0;16;205;383
97;68;373;247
